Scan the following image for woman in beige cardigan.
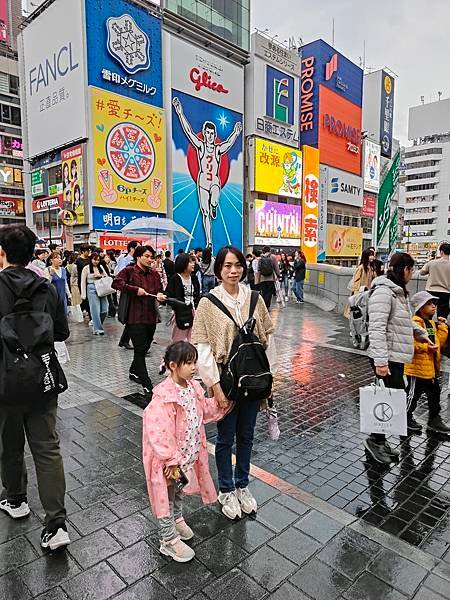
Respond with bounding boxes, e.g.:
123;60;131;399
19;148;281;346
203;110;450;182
192;246;276;521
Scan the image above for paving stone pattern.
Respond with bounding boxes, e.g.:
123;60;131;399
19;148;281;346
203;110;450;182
0;303;449;598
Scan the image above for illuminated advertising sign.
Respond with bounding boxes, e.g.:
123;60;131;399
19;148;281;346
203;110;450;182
32;194;63;213
61;144;85;225
252;138;302;198
318;165;328;261
85;0;163;106
300;39;363;159
380;71;395;158
362;193;376;218
301;146;320;263
0;197;24;217
319;86;362;175
326;166;363;207
327;224;363;257
254;200;301;247
0;0;8;44
92;206;159;231
363;139;381;193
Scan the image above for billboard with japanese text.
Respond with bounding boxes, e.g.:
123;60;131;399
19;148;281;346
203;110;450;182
91;87;166;213
327;224;363;257
301;146;320;264
252;138;302;199
300;39;363;161
61;144;85;225
246;34;300;148
170;35;244;251
20;0;87;157
85;0;163;107
92;206;159;231
380;71;395;158
363;139;381;193
254;200;301;247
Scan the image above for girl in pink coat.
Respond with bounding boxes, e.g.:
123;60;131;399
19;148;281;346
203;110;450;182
143;341;232;563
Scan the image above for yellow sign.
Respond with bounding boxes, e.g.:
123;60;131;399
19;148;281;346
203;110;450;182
318;271;325;285
384;74;392;94
254;138;302;199
327;225;363;257
91;87;166;213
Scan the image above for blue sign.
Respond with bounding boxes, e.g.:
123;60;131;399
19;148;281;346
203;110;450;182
300;39;363;148
92;206;159;232
85;0;163;107
380;70;395;158
171;89;243;252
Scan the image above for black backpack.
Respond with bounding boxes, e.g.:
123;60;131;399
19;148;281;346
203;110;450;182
259;255;274;277
0;276;68;408
206;291;272;402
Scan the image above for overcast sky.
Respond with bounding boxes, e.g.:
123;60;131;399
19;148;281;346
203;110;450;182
251;0;450;146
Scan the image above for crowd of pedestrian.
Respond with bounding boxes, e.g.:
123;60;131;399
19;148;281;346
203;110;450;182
1;222;449;571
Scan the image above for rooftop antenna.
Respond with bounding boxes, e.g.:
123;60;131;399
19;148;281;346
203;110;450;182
332;17;335;46
438;91;442;101
421;96;425;104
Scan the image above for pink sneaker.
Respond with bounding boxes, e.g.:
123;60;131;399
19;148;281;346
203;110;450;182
267;408;280;441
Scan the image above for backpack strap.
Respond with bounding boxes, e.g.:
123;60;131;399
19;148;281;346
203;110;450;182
205;293;239;328
249;291;259;320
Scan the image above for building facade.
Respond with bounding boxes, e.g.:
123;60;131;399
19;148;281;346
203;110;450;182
401;98;450;264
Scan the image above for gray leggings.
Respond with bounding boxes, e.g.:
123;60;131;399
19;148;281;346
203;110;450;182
158;483;183;541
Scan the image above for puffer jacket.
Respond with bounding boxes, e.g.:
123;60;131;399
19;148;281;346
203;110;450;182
368;276;414;367
404;316;448;379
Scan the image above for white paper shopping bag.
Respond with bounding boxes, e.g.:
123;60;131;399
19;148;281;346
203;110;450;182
359;381;407;436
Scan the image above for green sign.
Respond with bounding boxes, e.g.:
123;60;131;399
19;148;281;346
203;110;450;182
31;170;44;197
389;210;398;253
376;150;400;246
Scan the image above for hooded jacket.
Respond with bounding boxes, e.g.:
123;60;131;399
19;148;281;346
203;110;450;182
368;275;414;367
0;267;69;342
404;316;448;379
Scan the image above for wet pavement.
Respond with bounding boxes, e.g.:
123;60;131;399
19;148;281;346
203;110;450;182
1;302;450;599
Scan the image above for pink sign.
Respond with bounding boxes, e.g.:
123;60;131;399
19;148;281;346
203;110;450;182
254;199;301;247
0;1;8;44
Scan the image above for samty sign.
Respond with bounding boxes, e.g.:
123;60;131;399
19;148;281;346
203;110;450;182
20;0;87;157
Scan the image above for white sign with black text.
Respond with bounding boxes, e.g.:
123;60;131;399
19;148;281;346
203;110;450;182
326;166;363;207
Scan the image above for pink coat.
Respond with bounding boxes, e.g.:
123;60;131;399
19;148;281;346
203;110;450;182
142;377;231;519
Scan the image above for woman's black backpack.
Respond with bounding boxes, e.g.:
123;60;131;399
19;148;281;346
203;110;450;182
206;291;272;402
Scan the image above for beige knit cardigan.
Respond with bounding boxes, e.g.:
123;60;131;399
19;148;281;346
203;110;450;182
191;291;274;366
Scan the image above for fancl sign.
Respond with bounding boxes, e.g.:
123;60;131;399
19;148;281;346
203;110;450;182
28;43;79;96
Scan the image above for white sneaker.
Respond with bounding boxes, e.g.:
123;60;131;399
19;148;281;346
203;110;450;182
236;487;258;515
0;499;30;519
218;490;242;520
175;518;194;541
40;526;70;550
159;537;195;562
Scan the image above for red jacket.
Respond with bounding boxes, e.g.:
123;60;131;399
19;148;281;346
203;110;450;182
112;264;162;325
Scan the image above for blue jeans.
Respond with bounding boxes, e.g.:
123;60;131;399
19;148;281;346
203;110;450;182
293;280;304;302
215;399;260;493
87;283;108;333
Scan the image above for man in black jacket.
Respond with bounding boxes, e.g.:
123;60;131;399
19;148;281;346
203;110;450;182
0;225;71;551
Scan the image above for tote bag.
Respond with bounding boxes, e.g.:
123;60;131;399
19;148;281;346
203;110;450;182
94;276;114;298
360;380;407;436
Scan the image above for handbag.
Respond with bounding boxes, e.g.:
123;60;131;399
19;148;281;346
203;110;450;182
166;297;194;330
117;291;130;325
359;379;407;436
94;276;114;298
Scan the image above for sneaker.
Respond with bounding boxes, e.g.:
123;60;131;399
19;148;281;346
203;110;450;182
285;296;289;302
93;331;104;336
0;499;30;519
159;537;195;562
175;518;194;541
129;372;142;385
363;437;392;464
384;441;400;460
428;416;450;434
407;417;423;434
218;490;242;520
40;525;70;550
143;386;153;401
118;342;133;350
267;409;280;441
236;487;257;515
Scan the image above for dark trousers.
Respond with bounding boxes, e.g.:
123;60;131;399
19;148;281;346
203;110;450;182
406;376;441;419
431;291;450;319
119;324;131;346
258;281;275;310
215;399;260;493
128;323;156;387
0;398;66;529
81;298;91;319
369;360;405;443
